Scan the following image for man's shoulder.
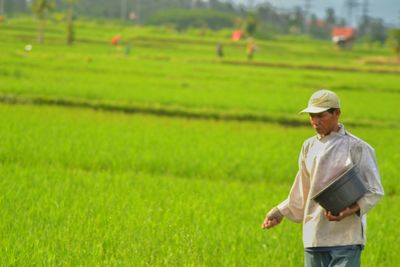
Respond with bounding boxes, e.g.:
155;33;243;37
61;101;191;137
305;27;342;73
302;135;317;147
301;136;318;154
345;130;375;151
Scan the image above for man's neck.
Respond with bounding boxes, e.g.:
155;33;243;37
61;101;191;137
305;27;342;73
319;124;341;139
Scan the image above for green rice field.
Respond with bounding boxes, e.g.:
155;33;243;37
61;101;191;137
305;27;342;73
0;17;399;266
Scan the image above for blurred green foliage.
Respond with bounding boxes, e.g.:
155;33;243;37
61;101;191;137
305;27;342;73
0;17;399;266
387;28;400;59
147;8;235;31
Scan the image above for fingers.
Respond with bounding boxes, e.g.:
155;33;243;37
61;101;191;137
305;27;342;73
324;210;345;221
261;219;268;229
261;222;268;229
266;219;275;228
261;208;284;230
339;207;350;217
261;218;279;229
325;211;336;221
261;218;267;229
324;206;359;222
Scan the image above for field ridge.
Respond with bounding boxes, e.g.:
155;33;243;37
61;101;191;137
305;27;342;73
1;94;397;129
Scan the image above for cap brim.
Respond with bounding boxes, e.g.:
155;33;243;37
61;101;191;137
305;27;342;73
299;106;330;114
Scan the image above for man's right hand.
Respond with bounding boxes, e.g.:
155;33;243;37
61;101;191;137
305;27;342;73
261;207;283;229
261;217;280;229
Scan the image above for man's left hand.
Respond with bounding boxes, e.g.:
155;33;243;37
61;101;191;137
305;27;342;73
325;203;360;221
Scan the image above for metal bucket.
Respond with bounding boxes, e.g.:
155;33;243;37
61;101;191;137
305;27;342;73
312;166;368;216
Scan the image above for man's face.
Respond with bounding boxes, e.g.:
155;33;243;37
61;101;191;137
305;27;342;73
309;110;340;137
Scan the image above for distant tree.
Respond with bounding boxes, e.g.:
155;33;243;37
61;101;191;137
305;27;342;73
325;7;336;26
208;0;236;13
3;0;27;15
367;18;387;45
74;0;120;18
257;2;289;34
147;8;235;31
338;18;347;27
32;0;55;44
309;14;329;39
387;28;400;60
309;7;335;40
66;0;78;45
72;0;194;21
245;12;257;37
0;0;4;16
358;16;370;37
289;6;305;34
60;0;240;24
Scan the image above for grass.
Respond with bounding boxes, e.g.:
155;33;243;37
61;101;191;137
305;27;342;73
1;104;399;266
1;18;400;127
0;16;399;266
1;163;303;266
1;41;400;126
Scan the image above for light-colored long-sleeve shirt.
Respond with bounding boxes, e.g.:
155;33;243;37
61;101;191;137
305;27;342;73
277;124;384;248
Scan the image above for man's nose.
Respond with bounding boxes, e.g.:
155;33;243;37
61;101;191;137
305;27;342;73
311;117;320;125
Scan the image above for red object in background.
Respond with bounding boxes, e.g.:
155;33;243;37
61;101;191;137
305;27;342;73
231;30;242;41
331;27;356;40
111;35;121;45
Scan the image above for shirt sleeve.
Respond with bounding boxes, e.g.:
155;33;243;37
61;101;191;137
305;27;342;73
277;144;309;223
355;142;384;216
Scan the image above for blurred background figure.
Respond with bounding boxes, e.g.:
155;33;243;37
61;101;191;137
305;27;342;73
231;30;242;42
246;37;256;60
111;34;123;55
216;42;224;58
111;35;121;46
125;44;132;56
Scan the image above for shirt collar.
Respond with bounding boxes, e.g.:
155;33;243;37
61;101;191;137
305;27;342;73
317;123;346;140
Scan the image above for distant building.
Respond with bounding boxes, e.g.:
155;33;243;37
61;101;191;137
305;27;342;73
331;27;356;49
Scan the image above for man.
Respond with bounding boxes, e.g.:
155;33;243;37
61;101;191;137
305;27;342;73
246;38;256;60
261;90;384;267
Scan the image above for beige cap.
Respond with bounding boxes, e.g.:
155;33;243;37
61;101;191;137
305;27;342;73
300;89;340;114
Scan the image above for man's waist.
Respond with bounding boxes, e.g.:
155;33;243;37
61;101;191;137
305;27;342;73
305;245;364;252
